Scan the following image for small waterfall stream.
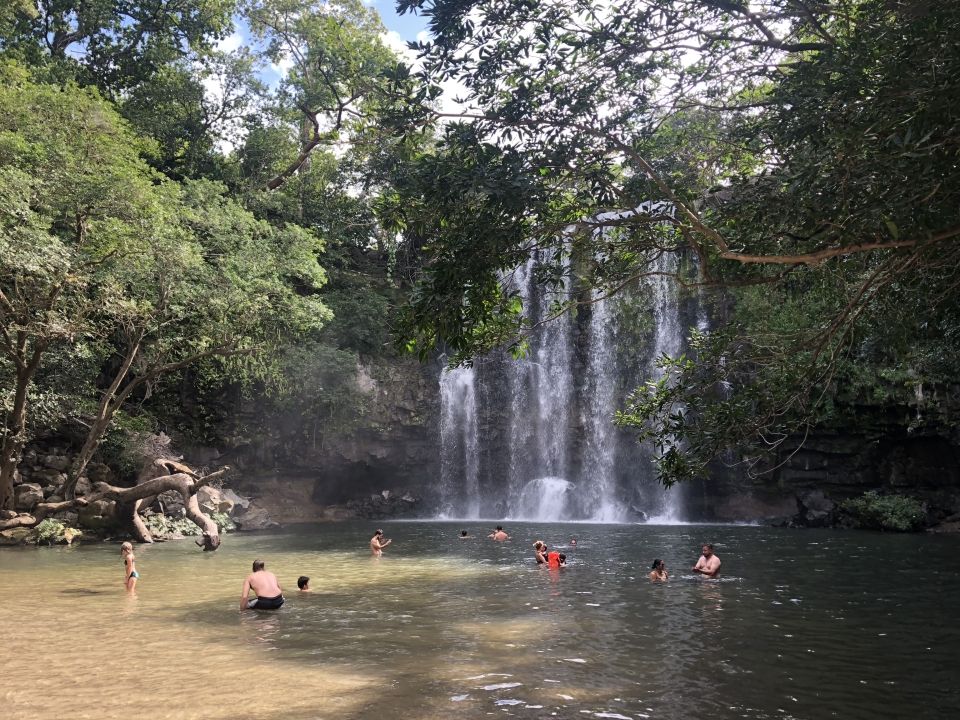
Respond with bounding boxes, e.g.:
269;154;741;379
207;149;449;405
437;247;696;521
438;365;480;518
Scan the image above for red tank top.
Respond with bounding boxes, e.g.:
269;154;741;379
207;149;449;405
547;551;561;568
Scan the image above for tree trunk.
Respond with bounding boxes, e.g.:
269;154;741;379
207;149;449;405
120;499;153;544
64;335;143;499
32;465;231;549
0;367;33;510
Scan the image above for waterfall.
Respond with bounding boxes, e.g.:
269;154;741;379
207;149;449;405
516;477;574;521
580;292;625;521
504;251;574;517
436;242;696;522
642;252;685;523
438;365;480;518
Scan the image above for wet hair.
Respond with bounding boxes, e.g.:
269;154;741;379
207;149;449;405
375;529;383;536
461;530;468;537
651;559;663;570
297;576;310;590
558;554;566;562
120;541;133;554
252;559;265;572
496;525;503;531
533;540;543;549
703;543;714;551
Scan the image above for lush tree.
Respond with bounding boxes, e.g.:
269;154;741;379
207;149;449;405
243;0;401;189
393;0;960;482
0;0;235;95
0;65;329;509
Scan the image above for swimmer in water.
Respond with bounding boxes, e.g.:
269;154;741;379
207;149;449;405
297;576;311;592
692;543;721;578
370;529;392;557
534;541;548;564
241;559;284;610
488;525;510;541
459;530;472;539
120;542;138;592
649;559;668;581
547;550;566;568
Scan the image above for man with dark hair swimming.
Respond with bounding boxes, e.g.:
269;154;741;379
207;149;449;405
240;559;284;610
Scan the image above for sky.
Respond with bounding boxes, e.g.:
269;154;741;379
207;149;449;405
370;0;430;42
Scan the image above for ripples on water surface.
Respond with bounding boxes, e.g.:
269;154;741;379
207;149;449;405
1;522;958;719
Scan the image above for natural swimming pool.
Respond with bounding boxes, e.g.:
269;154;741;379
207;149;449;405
1;521;958;719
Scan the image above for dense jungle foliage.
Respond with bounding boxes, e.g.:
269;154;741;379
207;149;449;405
391;0;960;484
0;0;415;508
1;0;958;509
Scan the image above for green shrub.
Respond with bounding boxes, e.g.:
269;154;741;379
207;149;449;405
840;491;926;532
33;518;83;545
144;513;199;537
143;511;235;538
210;512;235;532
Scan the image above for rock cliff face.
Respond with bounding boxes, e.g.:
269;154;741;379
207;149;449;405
208;350;960;529
684;432;960;528
8;349;958;532
197;356;442;522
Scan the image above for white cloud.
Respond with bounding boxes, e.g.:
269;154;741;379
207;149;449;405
270;51;295;77
217;32;245;53
381;30;418;65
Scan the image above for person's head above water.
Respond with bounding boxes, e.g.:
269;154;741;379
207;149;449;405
297;576;310;590
496;525;503;531
701;543;714;557
252;559;265;572
120;541;133;555
461;530;468;537
651;559;664;570
375;529;384;537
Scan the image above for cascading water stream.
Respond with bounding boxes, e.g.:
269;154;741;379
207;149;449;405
436;240;695;522
580;293;625;521
438;365;480;518
642;251;686;523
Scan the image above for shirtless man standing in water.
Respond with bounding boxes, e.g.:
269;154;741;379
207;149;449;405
488;525;510;541
370;529;392;557
692;544;721;578
240;559;284;610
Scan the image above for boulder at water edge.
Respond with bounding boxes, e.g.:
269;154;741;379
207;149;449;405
14;483;44;512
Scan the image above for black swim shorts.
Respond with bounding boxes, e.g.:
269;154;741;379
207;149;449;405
248;594;284;610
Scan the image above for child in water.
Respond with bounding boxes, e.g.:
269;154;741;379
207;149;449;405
120;541;139;592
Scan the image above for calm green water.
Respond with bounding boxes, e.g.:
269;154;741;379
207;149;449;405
1;522;958;719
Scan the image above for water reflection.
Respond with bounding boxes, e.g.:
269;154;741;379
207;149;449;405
1;523;959;719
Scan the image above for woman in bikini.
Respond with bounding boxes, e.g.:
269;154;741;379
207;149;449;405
121;541;139;592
